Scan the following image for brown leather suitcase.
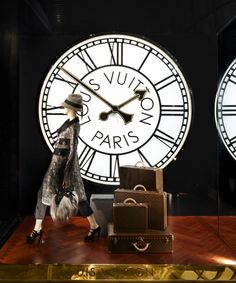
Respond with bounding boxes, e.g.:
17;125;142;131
119;163;163;192
114;185;168;230
108;222;173;253
113;198;148;233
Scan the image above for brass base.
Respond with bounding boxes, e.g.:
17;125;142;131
0;264;235;282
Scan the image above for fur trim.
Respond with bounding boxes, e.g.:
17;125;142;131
50;191;79;222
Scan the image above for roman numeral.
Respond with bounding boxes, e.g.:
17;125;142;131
137;149;152;166
138;49;151;71
78;146;96;172
221;105;236;116
55;74;78;89
154;75;176;91
110;155;120;177
154;129;176;148
77;50;97;72
51;130;58;141
108;40;123;65
44;129;57;146
43;105;64;115
229;136;236;146
161;105;186;116
229;74;236;84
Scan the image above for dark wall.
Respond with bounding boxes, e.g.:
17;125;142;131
1;0;236;220
0;0;19;220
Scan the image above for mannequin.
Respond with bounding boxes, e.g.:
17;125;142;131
26;94;100;243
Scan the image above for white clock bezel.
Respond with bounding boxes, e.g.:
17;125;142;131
38;33;193;185
215;58;236;161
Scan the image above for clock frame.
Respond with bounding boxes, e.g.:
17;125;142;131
215;58;236;161
38;33;193;185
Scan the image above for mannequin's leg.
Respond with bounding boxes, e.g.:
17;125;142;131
26;188;47;243
77;200;100;241
84;213;101;241
33;188;47;231
87;213;99;229
33;219;43;233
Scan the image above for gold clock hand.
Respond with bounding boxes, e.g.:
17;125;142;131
99;89;146;121
119;89;147;108
60;67;133;124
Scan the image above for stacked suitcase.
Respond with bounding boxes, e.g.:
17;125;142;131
108;163;174;253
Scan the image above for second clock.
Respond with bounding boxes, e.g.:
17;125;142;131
38;33;193;185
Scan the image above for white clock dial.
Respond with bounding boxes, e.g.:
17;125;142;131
38;33;193;185
215;58;236;161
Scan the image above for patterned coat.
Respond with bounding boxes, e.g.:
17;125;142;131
41;117;87;206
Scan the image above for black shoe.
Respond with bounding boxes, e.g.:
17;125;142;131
84;226;101;241
26;229;43;244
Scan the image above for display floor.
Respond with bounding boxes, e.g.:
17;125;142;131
0;216;236;281
0;216;236;265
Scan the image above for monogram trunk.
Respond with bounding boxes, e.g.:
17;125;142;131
118;165;163;193
107;223;173;254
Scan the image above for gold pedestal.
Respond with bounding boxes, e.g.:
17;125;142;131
0;264;235;282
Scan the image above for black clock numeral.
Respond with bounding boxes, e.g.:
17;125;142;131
154;129;176;148
108;40;123;65
138;49;151;71
51;130;58;141
161;105;186;116
137;149;152;166
55;74;78;89
77;50;97;72
229;136;236;147
221;105;236;116
78;146;96;172
154;75;176;91
110;155;120;177
43;105;64;116
44;129;57;146
229;74;236;84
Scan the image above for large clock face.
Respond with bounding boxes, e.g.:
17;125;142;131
38;33;192;185
215;58;236;161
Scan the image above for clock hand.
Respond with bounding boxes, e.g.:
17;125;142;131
117;89;147;108
60;67;133;124
99;89;147;121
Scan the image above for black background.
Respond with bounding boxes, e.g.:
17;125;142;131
1;0;236;246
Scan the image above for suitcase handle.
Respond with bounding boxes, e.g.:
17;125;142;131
132;237;151;252
135;161;145;167
123;198;137;204
133;184;147;191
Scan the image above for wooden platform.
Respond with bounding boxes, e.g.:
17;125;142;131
0;216;236;265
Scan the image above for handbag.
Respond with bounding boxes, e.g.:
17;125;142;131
50;185;79;222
